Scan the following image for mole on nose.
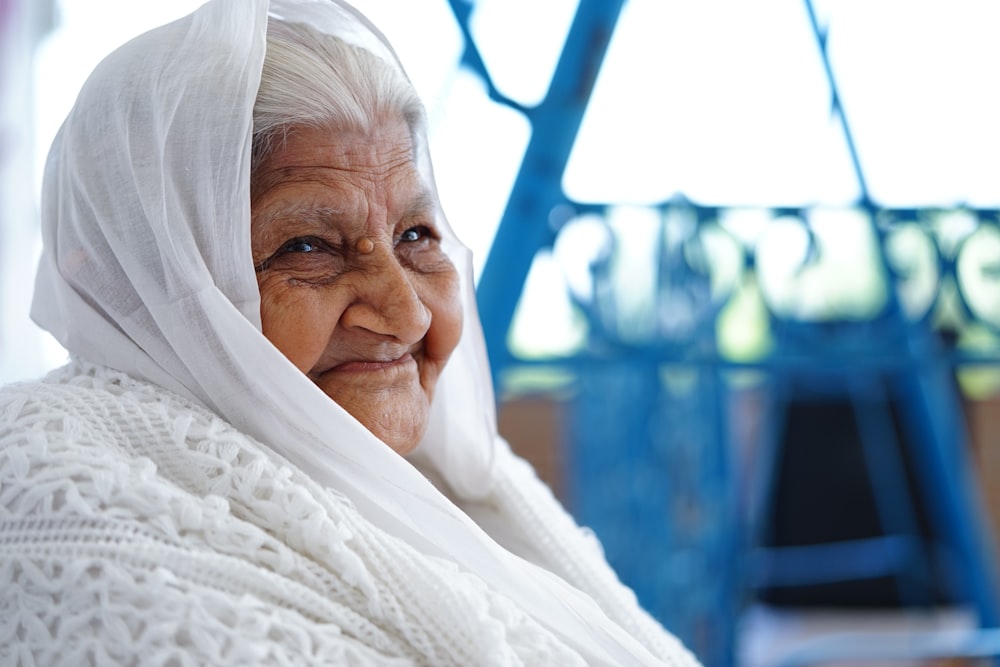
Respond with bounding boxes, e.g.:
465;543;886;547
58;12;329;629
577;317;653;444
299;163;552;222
357;237;375;254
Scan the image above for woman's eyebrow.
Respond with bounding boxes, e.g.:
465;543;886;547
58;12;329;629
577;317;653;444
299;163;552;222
254;189;436;233
403;189;437;220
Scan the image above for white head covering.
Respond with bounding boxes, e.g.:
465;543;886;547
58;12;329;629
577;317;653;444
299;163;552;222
30;0;681;664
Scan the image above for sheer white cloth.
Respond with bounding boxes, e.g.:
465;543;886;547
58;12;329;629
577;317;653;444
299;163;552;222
29;0;697;664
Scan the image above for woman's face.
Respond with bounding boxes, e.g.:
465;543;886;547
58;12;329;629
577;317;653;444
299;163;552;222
250;118;462;455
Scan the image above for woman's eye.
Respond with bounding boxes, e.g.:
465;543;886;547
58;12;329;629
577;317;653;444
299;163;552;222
254;236;338;276
399;226;429;243
282;238;318;253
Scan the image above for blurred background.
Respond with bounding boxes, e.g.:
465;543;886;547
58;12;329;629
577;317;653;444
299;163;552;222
3;0;1000;664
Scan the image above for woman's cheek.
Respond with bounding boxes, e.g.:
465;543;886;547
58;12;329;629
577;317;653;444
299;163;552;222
424;269;463;364
259;279;336;374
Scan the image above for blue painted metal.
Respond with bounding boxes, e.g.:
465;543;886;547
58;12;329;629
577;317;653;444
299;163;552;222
563;204;740;665
446;0;528;114
449;0;1000;664
803;0;871;201
568;356;735;666
450;0;627;379
801;0;1000;629
565;208;1000;664
848;374;937;606
900;338;1000;625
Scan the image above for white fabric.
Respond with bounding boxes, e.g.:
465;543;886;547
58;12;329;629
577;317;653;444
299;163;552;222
0;363;698;665
0;362;582;665
24;0;700;664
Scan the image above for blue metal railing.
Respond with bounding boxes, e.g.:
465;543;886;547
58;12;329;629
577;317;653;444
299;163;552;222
449;0;1000;664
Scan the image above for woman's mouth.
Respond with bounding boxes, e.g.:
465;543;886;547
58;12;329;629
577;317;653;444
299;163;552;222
329;352;416;374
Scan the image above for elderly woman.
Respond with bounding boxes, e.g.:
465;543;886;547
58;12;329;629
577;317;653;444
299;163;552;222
0;0;699;665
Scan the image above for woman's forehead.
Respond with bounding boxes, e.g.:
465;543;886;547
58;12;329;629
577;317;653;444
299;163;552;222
269;119;414;165
251;121;435;216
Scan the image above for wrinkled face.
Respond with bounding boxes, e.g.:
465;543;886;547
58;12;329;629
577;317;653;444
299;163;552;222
250;118;462;455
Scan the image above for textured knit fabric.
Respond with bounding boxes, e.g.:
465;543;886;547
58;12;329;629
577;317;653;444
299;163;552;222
0;362;700;666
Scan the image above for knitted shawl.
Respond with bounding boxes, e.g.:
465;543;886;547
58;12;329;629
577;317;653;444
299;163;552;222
0;361;699;665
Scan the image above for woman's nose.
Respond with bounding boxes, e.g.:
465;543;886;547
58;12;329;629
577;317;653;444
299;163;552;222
340;247;431;343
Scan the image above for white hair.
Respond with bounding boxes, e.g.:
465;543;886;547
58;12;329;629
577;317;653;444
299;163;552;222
252;19;426;172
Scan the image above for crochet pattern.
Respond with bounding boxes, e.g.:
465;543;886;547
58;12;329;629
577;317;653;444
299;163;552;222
0;362;697;665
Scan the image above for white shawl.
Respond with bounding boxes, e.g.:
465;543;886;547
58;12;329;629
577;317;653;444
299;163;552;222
28;0;698;664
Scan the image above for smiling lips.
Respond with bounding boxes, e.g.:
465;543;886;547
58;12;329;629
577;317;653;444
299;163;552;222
327;352;416;374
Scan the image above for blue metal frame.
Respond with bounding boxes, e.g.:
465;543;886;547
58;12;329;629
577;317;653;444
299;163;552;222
451;0;1000;664
805;0;999;628
448;0;626;378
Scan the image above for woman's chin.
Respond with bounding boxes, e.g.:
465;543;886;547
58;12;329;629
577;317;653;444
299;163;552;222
322;387;430;456
368;420;426;456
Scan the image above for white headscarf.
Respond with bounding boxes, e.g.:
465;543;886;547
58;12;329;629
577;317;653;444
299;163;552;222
31;0;682;664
